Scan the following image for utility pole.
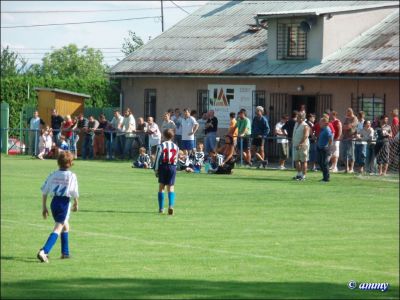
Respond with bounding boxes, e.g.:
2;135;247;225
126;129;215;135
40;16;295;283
161;0;164;32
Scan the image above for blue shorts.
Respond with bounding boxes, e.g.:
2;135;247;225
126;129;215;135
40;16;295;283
50;196;71;224
181;140;195;150
158;164;177;186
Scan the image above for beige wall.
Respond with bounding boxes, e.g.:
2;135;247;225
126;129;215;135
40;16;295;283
323;8;396;58
122;76;399;132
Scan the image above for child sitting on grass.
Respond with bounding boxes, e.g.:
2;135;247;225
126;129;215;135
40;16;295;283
37;151;79;263
133;147;152;169
188;142;205;173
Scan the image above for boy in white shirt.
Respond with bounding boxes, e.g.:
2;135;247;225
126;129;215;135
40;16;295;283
37;152;79;263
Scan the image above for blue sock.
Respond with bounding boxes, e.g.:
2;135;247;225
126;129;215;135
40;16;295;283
158;192;164;210
168;192;175;207
61;232;69;255
42;232;59;254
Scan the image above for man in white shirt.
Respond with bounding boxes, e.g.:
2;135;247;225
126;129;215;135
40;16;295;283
28;110;45;156
181;108;199;155
146;117;161;155
122;108;136;159
275;115;289;170
110;110;124;159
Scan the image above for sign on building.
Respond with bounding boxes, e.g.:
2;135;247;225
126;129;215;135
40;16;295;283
208;84;255;128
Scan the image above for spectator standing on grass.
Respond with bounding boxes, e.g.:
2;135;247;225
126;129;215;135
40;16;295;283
161;112;176;139
76;113;89;159
98;114;112;159
228;112;238;146
306;113;318;172
82;115;99;160
356;120;374;174
196;112;208;145
136;117;148;148
61;115;74;148
51;109;64;144
70;116;80;159
375;115;392;176
341;108;358;173
110;110;124;159
123;108;136;160
317;117;333;182
146;117;161;155
364;120;376;175
275;115;289;170
28;110;45;156
204;110;218;154
354;111;366;171
292;112;310;181
251;106;269;168
236;108;252;166
181;108;199;155
329;111;341;172
282;111;298;163
171;108;183;148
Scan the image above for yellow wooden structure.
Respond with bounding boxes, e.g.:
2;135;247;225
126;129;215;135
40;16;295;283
35;88;91;125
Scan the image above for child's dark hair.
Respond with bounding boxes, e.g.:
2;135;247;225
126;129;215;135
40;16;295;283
58;151;74;169
164;129;175;140
229;112;236;118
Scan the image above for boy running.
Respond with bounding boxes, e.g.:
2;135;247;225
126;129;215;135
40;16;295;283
37;151;79;263
154;129;179;215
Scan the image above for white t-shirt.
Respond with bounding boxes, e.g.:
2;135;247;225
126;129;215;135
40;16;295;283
111;115;125;136
293;121;310;147
181;116;198;141
275;121;288;144
148;123;161;147
123;114;136;137
30;117;41;130
41;170;79;198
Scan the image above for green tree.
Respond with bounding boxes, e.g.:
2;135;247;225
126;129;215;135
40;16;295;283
121;30;144;56
33;44;107;78
1;46;27;77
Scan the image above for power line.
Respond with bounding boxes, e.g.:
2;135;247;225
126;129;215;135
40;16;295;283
1;4;202;14
1;16;161;29
2;47;122;50
169;1;190;14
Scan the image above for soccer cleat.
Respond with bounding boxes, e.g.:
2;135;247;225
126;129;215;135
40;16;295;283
168;208;174;215
159;209;164;214
279;166;286;170
37;249;49;263
297;176;306;181
292;175;301;180
61;254;70;259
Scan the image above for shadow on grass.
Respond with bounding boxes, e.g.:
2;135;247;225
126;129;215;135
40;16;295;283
1;255;38;263
79;209;155;215
1;277;397;299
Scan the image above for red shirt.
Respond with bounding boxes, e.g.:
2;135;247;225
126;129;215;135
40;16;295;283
331;119;341;140
392;116;399;137
315;122;335;138
62;120;74;138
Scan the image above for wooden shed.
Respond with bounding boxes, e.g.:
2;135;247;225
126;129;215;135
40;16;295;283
35;88;91;125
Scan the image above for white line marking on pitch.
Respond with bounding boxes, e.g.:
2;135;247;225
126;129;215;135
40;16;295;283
1;219;397;277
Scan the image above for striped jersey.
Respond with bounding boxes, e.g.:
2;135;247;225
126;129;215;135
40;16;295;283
41;170;79;198
137;153;151;165
209;154;224;171
154;141;179;171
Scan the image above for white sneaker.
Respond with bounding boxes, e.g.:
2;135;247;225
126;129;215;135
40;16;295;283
37;249;49;263
279;166;286;170
331;168;338;173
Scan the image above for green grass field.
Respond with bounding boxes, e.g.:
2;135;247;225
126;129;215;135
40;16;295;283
1;155;399;299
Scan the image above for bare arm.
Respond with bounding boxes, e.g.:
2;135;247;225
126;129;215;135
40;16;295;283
299;125;309;145
72;198;79;212
42;194;49;219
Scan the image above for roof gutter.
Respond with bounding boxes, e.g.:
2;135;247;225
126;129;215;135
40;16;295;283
108;74;399;80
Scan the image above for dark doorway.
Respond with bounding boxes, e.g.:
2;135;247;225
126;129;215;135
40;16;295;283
292;95;316;114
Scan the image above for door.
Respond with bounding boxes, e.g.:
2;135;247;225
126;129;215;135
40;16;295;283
291;95;316;114
268;93;289;160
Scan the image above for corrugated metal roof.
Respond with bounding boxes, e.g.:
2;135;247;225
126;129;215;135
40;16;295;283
34;87;91;98
109;1;399;77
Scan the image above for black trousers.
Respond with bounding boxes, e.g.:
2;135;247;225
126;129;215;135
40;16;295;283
317;146;330;181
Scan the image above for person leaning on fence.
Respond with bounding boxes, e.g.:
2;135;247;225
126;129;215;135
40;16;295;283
82;115;99;160
341;108;358;173
274;115;289;170
317;117;333;183
375;115;392;176
122;108;136;160
251;106;270;168
28;110;45;156
236;108;252;166
110;110;124;159
292;112;310;181
93;114;105;158
98;114;112;159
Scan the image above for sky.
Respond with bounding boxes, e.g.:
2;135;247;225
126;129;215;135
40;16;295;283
1;1;208;67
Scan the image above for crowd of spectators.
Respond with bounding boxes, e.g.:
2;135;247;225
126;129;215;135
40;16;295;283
25;105;399;178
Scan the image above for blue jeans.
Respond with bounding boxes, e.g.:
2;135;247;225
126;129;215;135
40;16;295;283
114;135;126;158
105;138;113;158
205;132;217;153
308;142;317;163
317;146;330;181
82;134;94;160
366;143;376;173
355;143;367;166
124;137;135;159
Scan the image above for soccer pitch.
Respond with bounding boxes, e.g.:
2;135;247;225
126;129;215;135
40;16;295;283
1;155;399;299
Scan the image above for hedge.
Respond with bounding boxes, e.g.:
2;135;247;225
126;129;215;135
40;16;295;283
0;75;119;129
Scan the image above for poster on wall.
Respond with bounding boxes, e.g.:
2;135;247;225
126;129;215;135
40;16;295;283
208;84;255;128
